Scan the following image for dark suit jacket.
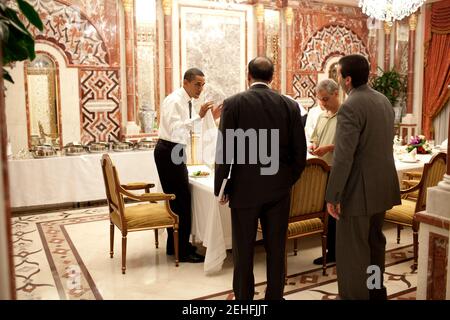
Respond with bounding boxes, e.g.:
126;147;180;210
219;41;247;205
325;84;401;216
214;84;307;208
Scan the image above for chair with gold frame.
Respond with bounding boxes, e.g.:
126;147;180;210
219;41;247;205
385;152;447;270
285;158;330;276
101;154;179;274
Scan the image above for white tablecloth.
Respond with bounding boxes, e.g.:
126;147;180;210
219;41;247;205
188;165;232;274
8;150;160;208
394;153;432;182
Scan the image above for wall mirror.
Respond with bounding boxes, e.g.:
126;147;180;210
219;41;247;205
25;53;62;149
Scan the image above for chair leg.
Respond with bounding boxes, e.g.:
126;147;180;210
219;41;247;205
174;228;179;267
122;235;127;274
293;239;298;256
413;224;419;271
154;229;159;248
110;222;114;258
396;225;402;244
321;232;327;276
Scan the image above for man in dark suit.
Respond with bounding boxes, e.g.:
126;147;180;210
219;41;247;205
214;57;307;300
325;54;401;300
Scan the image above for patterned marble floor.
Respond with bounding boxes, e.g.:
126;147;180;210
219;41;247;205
12;206;416;300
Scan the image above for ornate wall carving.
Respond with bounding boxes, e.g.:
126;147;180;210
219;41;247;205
26;0;110;66
300;25;370;71
293;74;317;109
80;70;120;143
292;3;375;101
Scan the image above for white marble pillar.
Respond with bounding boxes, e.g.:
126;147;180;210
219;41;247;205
415;94;450;299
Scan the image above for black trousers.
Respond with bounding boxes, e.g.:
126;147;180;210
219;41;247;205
154;139;192;257
231;193;290;300
336;211;386;300
326;215;336;256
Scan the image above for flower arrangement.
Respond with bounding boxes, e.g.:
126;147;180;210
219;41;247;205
407;135;432;154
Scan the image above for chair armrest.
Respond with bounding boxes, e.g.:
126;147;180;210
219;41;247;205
121;182;155;191
400;181;422;195
401;179;420;188
403;171;423;179
119;186;175;202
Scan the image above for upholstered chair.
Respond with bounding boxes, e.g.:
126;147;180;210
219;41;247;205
286;158;331;276
101;154;179;274
385;152;447;270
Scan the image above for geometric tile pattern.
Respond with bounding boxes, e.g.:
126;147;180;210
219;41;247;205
300;25;370;71
293;73;317;109
12;208;417;300
24;0;109;66
80;69;121;144
197;244;417;300
12;209;108;300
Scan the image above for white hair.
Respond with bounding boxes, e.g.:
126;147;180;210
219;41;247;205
316;79;339;94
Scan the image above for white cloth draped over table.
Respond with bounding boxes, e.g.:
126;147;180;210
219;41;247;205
8;150;160;208
189;166;232;273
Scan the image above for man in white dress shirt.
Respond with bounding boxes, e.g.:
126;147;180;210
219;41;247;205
304;103;325;146
155;68;221;263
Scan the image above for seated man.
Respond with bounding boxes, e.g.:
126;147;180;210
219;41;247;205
308;79;341;265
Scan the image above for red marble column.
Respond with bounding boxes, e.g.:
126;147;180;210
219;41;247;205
124;0;137;122
447;111;450;175
384;22;392;71
0;47;16;299
256;4;265;57
406;13;418;114
285;7;294;96
163;0;173;96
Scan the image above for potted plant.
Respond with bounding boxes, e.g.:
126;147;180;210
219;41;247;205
371;67;406;105
371;67;406;123
1;0;43;84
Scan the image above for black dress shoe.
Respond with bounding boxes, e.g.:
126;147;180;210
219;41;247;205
167;244;197;256
313;254;336;265
179;252;205;263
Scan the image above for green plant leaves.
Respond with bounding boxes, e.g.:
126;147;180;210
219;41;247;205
370;67;406;106
17;0;43;31
1;0;43;83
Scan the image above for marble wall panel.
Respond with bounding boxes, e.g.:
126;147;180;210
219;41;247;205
80;70;121;143
180;6;247;101
292;3;375;101
264;9;281;91
24;0;111;66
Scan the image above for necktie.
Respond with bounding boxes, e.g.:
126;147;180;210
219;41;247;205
188;101;192;119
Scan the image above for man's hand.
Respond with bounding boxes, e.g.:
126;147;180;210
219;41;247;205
308;143;317;154
327;202;341;220
311;145;329;157
218;194;229;205
212;103;223;120
199;101;215;118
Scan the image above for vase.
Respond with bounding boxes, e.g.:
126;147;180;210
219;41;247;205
139;106;155;133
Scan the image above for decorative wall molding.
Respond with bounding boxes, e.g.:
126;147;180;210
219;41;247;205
300;24;370;71
26;0;110;67
293;73;317;109
80;69;121;143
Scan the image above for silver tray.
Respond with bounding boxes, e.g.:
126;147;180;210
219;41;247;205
32;153;58;159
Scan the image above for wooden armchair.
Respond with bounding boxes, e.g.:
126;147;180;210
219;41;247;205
101;154;179;274
287;158;330;276
385;152;447;270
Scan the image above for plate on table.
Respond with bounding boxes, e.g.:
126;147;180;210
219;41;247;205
399;158;420;163
189;171;210;178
